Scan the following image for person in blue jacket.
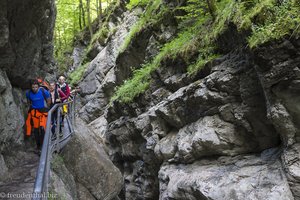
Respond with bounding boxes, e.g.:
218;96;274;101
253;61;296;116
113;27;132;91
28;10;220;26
25;79;51;154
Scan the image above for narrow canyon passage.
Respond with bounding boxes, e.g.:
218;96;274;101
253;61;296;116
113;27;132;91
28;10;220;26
0;0;300;200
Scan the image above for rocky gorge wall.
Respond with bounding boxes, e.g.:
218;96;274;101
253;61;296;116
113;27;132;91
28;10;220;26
0;0;56;155
0;0;56;193
76;1;300;199
1;0;298;199
0;1;123;199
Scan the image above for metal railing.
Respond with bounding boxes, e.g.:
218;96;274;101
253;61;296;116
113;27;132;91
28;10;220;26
32;97;76;200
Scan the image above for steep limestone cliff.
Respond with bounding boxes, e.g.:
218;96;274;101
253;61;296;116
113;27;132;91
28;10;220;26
76;0;300;199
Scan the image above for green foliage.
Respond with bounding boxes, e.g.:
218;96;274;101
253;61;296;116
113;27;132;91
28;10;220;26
55;0;113;73
178;0;210;22
55;46;74;74
126;0;149;10
51;154;64;171
47;191;59;200
86;24;109;55
112;0;215;103
111;28;197;103
187;54;219;75
111;0;300;104
111;64;153;103
68;62;90;86
233;0;274;30
248;1;300;48
213;0;300;48
84;25;109;59
91;25;109;44
84;1;121;60
119;0;164;53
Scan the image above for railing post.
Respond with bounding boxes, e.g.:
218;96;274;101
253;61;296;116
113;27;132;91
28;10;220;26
72;96;76;128
32;104;54;200
32;97;76;200
54;107;61;152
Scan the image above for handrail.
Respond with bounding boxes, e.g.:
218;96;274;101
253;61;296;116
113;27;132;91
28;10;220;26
32;97;76;200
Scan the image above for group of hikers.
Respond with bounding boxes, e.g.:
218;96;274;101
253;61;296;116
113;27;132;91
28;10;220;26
25;75;77;155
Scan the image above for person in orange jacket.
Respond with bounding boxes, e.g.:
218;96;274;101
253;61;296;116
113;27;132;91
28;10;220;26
25;79;51;153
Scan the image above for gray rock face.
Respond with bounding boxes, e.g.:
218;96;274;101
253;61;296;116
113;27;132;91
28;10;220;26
103;51;282;198
0;0;56;88
70;45;86;72
159;153;293;200
50;172;74;200
0;148;39;199
79;6;141;122
253;39;300;146
102;39;300;199
72;1;300;200
282;144;300;199
0;69;24;151
0;154;8;181
76;183;96;200
89;115;108;139
0;0;56;152
61;119;123;200
50;154;77;200
155;115;259;163
0;0;59;197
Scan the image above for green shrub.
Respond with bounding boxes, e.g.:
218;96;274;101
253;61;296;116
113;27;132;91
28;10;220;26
112;0;300;104
111;64;154;103
51;154;64;171
90;25;110;45
119;0;163;53
187;53;219;75
126;0;149;10
68;62;90;86
248;1;300;48
111;28;199;103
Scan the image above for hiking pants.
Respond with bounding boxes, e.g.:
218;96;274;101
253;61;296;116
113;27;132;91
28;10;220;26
26;109;48;149
26;109;48;136
34;127;45;150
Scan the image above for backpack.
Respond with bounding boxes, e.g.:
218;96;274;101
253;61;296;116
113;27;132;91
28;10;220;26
26;87;49;109
37;78;50;91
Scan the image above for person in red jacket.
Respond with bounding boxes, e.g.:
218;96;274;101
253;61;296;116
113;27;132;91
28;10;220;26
57;75;70;102
49;82;67;106
49;82;67;139
56;76;70;133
